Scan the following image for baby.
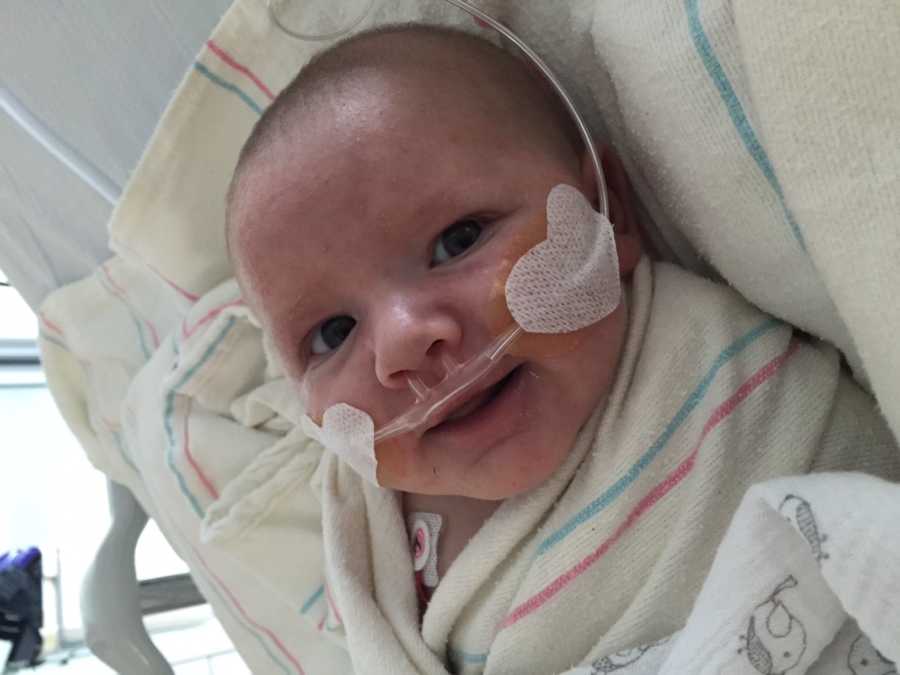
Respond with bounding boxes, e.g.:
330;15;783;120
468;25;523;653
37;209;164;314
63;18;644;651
226;24;899;674
228;23;643;566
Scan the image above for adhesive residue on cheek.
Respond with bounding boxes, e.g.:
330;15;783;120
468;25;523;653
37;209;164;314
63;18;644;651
487;247;588;358
486;218;540;337
487;184;621;356
373;435;414;487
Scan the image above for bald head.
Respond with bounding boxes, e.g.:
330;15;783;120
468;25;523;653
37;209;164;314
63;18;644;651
226;23;581;272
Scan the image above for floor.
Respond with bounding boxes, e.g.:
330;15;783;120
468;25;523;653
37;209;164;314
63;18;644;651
0;341;249;673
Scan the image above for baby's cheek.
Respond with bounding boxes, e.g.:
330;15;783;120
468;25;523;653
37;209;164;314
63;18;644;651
374;436;415;487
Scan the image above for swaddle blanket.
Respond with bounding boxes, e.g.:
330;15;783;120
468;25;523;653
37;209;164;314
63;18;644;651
43;251;900;674
313;261;900;675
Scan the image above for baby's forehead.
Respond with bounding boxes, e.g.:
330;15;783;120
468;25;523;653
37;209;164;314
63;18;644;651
229;38;580;301
234;76;528;216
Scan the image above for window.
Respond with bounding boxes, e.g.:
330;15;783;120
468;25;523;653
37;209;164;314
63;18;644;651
0;268;38;342
0;268;201;653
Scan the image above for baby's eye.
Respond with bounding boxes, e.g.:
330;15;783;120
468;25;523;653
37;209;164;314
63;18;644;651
431;219;483;266
310;315;356;355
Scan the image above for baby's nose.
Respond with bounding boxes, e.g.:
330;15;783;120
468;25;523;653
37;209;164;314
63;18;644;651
373;300;463;390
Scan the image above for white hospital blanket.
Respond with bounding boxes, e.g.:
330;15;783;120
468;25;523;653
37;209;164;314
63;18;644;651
40;255;900;674
312;261;899;675
44;252;900;673
587;0;900;437
36;0;900;673
37;258;900;673
564;474;900;675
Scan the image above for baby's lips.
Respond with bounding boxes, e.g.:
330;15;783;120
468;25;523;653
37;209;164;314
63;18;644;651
486;217;591;358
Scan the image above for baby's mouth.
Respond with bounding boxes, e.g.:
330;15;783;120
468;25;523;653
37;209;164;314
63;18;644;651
426;364;522;432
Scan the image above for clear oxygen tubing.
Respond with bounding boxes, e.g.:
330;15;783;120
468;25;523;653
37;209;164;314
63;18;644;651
267;0;376;42
438;0;607;219
267;0;616;455
266;0;608;217
372;324;522;443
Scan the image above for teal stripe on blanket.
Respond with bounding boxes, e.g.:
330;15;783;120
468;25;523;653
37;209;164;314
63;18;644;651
163;317;237;518
193;549;296;675
38;332;69;353
685;0;806;250
448;646;489;666
535;317;779;557
110;429;140;474
300;584;325;615
194;62;264;116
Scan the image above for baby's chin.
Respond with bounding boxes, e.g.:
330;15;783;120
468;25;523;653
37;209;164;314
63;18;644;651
374;369;585;501
377;435;575;501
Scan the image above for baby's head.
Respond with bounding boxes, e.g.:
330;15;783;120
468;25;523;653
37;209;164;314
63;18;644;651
227;24;641;500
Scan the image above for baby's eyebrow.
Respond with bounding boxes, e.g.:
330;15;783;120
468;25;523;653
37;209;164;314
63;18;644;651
276;295;316;330
269;269;338;331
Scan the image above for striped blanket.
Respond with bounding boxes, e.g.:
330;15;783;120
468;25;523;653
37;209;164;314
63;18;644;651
314;260;899;674
40;254;900;673
37;0;900;672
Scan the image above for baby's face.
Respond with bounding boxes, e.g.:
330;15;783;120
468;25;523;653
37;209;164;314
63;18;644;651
233;85;632;499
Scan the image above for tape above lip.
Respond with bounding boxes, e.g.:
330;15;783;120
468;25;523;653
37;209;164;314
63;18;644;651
301;183;621;486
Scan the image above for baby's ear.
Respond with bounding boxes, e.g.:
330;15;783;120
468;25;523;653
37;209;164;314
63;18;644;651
580;145;642;276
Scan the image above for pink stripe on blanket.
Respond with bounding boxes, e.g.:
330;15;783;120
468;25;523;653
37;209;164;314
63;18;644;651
206;40;276;101
498;338;801;631
110;231;201;303
193;547;307;675
181;298;245;339
100;264;161;348
182;399;219;500
162;276;200;302
38;312;63;335
324;583;343;626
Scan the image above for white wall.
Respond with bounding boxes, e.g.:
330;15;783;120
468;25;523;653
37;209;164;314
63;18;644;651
0;1;232;306
0;0;233;644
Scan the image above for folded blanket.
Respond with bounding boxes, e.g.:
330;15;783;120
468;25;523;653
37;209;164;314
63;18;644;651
40;260;352;672
587;0;900;440
563;473;900;675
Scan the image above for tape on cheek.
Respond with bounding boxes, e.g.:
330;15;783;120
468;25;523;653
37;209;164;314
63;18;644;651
301;404;379;485
505;183;620;333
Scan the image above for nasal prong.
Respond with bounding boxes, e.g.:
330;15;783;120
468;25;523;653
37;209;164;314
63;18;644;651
441;353;461;378
407;374;429;402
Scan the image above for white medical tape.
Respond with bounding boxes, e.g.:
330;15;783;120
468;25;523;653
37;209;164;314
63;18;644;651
300;403;378;484
505;184;620;334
